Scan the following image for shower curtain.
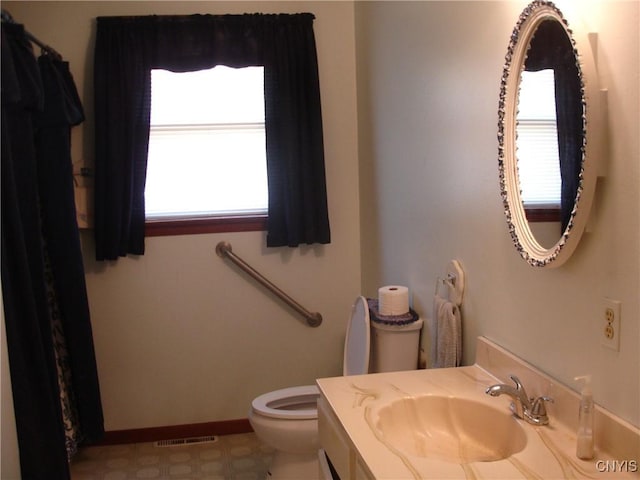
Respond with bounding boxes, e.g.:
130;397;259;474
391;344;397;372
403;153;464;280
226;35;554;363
1;21;104;479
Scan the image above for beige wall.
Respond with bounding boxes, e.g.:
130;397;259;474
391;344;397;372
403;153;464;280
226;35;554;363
356;0;639;427
2;0;361;432
1;305;20;479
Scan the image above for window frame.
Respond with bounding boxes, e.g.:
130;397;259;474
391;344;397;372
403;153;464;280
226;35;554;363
144;66;268;236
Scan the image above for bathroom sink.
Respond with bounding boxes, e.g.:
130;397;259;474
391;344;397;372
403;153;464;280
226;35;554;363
374;395;527;463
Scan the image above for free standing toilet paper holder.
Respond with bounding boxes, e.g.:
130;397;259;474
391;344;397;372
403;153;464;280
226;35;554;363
435;259;465;306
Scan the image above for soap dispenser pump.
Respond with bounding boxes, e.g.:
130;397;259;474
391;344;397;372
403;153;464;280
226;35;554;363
574;375;594;459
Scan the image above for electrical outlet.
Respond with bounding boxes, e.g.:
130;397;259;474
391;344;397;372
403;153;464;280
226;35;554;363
602;298;621;351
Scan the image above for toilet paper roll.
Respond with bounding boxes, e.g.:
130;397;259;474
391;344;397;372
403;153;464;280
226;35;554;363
378;285;410;316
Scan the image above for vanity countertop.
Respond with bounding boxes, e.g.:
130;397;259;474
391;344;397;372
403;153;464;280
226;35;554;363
316;338;640;479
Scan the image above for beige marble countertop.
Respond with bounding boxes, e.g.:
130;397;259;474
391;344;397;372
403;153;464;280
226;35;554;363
317;337;640;479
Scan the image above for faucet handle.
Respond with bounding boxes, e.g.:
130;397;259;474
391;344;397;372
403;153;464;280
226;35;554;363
531;396;554;415
528;396;554;425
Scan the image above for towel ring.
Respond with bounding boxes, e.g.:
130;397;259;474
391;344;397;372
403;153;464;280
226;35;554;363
434;259;465;306
435;274;456;297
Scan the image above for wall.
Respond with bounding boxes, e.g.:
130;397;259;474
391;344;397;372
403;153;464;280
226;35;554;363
1;304;20;479
356;0;639;427
2;1;360;431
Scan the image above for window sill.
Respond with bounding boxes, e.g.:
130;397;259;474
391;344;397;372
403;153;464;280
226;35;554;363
145;215;267;237
524;207;561;223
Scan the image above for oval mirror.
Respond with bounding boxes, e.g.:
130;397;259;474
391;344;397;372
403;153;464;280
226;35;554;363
498;0;603;267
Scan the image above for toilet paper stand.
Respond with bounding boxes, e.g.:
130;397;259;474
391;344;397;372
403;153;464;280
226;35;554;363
435;259;465;306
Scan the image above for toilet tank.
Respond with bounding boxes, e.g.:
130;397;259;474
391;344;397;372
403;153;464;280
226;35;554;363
369;318;423;373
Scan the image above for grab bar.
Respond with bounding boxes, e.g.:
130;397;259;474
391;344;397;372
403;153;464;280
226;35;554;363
215;241;322;327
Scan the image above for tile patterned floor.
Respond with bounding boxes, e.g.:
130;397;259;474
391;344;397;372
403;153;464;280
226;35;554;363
70;433;274;480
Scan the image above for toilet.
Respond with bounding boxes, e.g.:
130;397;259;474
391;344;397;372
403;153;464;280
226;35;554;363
248;296;422;479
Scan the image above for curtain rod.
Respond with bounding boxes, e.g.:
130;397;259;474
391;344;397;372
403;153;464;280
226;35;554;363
1;9;62;60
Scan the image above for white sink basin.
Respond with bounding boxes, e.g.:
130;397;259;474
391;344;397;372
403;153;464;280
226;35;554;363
375;395;527;463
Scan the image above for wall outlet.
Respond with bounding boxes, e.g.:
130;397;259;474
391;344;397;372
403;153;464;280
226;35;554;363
602;298;621;351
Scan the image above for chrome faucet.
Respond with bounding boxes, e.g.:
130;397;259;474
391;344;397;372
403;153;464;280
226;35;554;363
486;375;553;425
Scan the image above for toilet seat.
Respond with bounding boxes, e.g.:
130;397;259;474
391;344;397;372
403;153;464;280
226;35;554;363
251;297;371;421
251;385;320;420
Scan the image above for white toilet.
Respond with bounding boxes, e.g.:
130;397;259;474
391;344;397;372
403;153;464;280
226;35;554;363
248;296;423;479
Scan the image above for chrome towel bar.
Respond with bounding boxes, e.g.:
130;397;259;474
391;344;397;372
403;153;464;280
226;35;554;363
215;241;322;327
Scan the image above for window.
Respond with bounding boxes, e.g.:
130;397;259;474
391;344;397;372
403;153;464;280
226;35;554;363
94;14;329;259
145;66;268;235
516;69;561;222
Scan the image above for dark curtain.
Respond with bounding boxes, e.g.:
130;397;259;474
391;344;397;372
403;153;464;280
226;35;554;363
35;55;105;444
1;22;104;479
94;13;330;260
525;19;584;231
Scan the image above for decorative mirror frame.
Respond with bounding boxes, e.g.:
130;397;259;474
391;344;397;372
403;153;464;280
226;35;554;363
498;0;604;268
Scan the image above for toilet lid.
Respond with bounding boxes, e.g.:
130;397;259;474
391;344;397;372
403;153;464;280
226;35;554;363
343;296;370;376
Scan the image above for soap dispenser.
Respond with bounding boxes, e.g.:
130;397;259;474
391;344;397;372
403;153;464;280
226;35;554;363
574;375;594;459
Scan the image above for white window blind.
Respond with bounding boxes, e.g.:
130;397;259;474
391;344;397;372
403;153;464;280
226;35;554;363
145;66;268;220
516;69;561;208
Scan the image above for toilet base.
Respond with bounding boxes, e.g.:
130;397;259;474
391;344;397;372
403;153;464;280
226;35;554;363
267;451;319;479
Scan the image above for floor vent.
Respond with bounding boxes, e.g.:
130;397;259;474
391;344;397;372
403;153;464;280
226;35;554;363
154;435;219;447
